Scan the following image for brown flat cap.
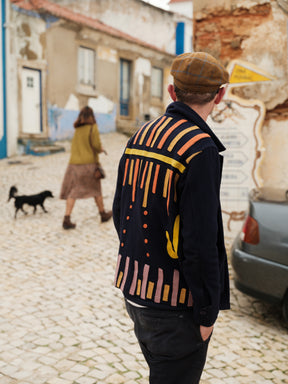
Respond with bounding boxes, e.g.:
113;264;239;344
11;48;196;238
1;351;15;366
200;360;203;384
171;52;229;93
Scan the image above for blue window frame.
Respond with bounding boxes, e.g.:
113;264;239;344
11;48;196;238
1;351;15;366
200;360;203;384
176;22;185;55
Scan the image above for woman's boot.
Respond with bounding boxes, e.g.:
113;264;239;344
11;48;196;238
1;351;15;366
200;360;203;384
63;215;76;229
100;210;112;223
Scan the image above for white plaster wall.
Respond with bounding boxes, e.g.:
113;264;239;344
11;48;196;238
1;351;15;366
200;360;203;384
64;94;79;111
6;50;19;157
170;2;193;17
232;0;270;8
88;95;115;114
98;6;176;54
184;18;193;53
6;6;19;156
135;57;151;75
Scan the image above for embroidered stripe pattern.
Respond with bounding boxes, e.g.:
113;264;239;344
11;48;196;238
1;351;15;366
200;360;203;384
125;148;186;173
116;261;193;307
115;115;211;307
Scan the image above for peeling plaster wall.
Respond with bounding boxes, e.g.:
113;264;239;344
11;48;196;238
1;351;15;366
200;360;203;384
12;8;46;60
10;8;119;142
9;7;48;147
193;0;288;190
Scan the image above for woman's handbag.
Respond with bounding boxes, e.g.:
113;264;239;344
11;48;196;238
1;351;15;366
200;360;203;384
94;163;106;179
89;125;106;179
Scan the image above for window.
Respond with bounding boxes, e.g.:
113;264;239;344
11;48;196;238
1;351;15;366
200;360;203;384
151;67;163;99
120;59;131;116
26;77;34;88
78;46;95;87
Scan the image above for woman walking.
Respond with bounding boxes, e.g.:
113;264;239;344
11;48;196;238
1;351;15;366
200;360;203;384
60;106;112;229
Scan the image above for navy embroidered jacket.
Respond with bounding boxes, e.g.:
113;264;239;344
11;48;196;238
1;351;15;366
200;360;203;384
113;101;230;326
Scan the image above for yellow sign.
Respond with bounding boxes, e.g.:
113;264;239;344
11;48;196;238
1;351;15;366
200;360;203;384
228;61;275;84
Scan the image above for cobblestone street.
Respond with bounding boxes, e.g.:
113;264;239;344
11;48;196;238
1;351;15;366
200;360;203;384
0;132;287;384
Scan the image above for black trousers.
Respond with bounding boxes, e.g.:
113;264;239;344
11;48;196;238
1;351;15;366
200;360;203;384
125;300;211;384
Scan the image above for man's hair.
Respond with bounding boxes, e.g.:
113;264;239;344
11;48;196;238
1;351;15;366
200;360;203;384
174;85;219;106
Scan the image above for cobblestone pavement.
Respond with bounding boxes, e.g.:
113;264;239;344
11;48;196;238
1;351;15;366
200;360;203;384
0;132;288;384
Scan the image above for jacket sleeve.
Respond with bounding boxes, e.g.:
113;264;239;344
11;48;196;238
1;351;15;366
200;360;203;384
112;156;125;238
178;146;222;327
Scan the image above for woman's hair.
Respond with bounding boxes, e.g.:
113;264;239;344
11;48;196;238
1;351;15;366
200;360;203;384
174;85;219;106
74;106;96;128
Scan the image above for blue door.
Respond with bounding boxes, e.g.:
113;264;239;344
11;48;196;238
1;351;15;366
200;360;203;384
0;0;7;159
120;59;131;116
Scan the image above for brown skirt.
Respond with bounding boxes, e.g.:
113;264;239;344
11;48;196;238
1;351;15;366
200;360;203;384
60;163;101;200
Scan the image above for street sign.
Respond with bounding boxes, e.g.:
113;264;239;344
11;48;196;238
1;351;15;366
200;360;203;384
208;59;275;237
228;59;276;85
218;131;248;148
221;170;248;184
223;151;249;168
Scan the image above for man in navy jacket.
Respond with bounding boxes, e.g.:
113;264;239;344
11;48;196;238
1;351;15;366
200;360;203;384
113;52;230;384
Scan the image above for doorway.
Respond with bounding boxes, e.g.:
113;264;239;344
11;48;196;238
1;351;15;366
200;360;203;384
21;67;42;134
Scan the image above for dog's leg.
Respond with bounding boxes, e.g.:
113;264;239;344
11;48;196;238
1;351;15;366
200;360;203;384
21;207;28;215
41;204;48;213
33;206;37;214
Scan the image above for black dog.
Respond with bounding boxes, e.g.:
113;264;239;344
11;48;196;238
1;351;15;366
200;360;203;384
8;186;54;218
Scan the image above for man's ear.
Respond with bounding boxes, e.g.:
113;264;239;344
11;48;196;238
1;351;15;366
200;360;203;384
168;84;177;102
215;87;226;105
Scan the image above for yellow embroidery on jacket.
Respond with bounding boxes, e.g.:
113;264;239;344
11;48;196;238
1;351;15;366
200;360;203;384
166;215;180;259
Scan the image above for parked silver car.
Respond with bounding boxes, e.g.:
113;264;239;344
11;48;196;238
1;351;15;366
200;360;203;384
231;188;288;322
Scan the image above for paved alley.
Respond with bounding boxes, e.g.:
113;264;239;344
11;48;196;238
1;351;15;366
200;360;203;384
0;132;287;384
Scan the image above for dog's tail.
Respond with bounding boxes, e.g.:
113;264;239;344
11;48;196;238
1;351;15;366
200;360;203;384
8;186;18;202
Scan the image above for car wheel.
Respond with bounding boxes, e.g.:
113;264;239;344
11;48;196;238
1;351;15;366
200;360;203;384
282;291;288;322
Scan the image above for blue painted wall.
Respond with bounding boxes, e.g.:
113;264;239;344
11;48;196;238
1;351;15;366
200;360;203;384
48;105;117;141
0;0;7;159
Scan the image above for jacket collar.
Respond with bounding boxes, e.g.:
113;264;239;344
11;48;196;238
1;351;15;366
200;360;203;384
165;101;226;153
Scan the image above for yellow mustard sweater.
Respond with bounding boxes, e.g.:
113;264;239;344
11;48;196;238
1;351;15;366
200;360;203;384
69;124;102;165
